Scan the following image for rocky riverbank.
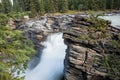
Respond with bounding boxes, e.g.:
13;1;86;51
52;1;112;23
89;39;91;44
63;15;120;80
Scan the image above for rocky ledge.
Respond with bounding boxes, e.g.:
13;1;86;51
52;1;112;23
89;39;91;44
14;15;75;56
63;15;120;80
8;14;75;69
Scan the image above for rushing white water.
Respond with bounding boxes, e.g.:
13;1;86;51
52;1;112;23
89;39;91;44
100;14;120;28
25;33;67;80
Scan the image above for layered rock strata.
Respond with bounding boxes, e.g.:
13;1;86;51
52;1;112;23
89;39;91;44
63;15;120;80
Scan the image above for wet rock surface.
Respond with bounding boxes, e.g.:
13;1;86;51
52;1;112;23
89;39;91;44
13;14;120;80
15;15;74;59
63;15;120;80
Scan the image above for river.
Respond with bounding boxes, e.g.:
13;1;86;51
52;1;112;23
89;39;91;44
100;13;120;29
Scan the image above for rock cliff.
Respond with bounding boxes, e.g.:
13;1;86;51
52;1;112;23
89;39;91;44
63;15;120;80
14;15;74;68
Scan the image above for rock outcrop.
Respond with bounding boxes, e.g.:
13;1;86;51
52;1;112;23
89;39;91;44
63;15;120;80
14;15;74;62
17;15;74;53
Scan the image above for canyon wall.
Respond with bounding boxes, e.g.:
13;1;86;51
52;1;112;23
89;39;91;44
63;15;120;80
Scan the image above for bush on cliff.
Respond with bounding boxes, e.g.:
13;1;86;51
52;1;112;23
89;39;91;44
79;15;120;79
89;15;120;79
87;14;109;32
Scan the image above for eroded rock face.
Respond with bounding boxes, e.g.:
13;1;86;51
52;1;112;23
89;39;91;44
63;15;120;80
15;15;74;57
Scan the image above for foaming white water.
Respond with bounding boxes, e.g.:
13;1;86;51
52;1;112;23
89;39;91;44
100;14;120;28
25;33;67;80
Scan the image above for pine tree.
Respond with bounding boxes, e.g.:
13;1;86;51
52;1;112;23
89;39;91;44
74;0;79;10
1;0;12;13
0;3;2;12
0;13;35;80
59;0;68;12
30;0;45;16
13;0;22;12
77;0;84;10
44;0;54;12
29;0;36;16
68;0;74;10
83;0;89;10
100;0;106;10
114;0;120;9
21;0;31;11
52;0;59;12
39;0;45;14
110;0;114;9
49;0;56;12
117;0;120;9
17;0;23;11
1;0;120;16
91;0;99;10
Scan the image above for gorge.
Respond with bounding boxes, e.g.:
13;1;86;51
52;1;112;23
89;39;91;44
16;13;120;80
0;0;120;80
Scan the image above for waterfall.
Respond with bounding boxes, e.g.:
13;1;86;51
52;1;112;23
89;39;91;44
25;33;67;80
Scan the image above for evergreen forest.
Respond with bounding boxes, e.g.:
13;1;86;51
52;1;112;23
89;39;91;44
0;0;120;80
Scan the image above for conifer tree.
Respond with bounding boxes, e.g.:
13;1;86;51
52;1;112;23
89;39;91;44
29;0;36;16
83;0;89;10
68;0;74;10
39;0;45;14
21;0;30;11
0;13;35;80
30;0;45;16
113;0;120;9
1;0;120;18
77;0;84;10
52;0;59;12
74;0;79;10
117;0;120;9
1;0;12;13
110;0;114;9
49;0;55;12
91;0;99;10
99;0;106;10
59;0;68;12
13;0;22;12
0;3;2;12
44;0;54;12
17;0;24;11
44;0;49;12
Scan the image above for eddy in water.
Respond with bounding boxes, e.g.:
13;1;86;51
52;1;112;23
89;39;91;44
25;33;67;80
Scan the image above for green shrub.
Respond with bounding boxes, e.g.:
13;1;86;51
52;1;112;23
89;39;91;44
102;54;120;79
87;14;108;32
0;25;35;80
0;13;9;25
